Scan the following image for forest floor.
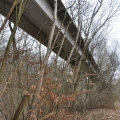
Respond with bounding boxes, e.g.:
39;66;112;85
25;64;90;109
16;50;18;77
80;106;120;120
81;101;120;120
1;102;120;120
56;101;120;120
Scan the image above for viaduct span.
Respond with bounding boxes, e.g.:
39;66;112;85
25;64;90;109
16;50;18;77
0;0;99;74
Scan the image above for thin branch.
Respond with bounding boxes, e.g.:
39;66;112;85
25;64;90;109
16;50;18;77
12;95;30;120
0;0;21;33
0;0;28;81
40;111;56;120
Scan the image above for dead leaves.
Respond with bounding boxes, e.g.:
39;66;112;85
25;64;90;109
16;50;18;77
80;102;120;120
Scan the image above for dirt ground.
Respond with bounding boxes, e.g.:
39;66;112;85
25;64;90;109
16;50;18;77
79;102;120;120
81;109;120;120
0;102;120;120
56;102;120;120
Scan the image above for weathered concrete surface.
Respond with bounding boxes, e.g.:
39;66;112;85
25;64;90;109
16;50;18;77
0;0;99;73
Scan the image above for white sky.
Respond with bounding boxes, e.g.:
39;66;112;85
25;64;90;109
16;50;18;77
62;0;120;54
110;18;120;42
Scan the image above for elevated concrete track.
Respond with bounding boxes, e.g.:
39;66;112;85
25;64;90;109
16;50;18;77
0;0;99;73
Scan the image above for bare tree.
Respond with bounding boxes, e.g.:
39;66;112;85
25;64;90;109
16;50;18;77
0;0;120;119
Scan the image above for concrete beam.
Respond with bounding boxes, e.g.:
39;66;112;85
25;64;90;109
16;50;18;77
0;0;99;73
0;0;77;64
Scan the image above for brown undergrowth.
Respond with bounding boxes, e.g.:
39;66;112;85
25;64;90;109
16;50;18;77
50;102;120;120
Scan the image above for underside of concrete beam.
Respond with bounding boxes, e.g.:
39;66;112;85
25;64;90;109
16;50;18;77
0;0;99;73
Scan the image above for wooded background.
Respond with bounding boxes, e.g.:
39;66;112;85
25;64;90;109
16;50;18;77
0;0;120;119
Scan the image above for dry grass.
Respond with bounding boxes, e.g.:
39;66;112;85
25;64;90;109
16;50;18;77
80;102;120;120
49;102;120;120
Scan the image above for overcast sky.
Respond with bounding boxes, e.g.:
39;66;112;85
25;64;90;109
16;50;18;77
62;0;120;54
